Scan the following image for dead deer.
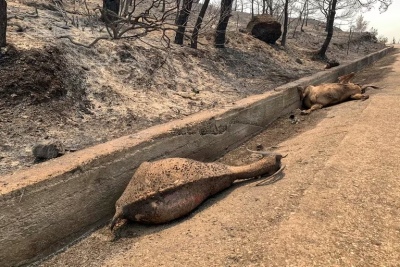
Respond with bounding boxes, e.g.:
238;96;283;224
298;72;378;115
110;153;284;232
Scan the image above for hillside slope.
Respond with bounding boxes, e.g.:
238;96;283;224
0;0;386;176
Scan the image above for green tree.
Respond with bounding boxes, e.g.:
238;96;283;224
354;14;368;32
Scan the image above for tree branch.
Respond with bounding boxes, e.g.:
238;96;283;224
57;35;110;48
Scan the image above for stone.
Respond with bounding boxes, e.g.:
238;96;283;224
246;15;282;44
325;59;340;69
32;141;65;160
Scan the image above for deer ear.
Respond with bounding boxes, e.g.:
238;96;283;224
338;72;355;84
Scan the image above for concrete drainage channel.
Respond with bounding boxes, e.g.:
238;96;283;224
0;47;393;267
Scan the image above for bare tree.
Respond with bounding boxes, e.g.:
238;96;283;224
102;0;120;21
346;26;353;54
0;0;6;47
240;0;245;12
161;0;166;12
300;0;309;31
99;0;177;40
174;0;193;45
264;0;287;16
215;0;234;48
281;0;288;46
266;0;273;14
316;0;337;58
191;0;210;48
311;0;357;32
293;0;307;36
312;0;391;32
175;0;181;23
58;0;177;48
316;0;392;59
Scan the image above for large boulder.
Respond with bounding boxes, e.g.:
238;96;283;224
246;15;282;44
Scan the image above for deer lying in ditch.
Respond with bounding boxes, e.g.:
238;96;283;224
298;72;379;115
110;151;284;232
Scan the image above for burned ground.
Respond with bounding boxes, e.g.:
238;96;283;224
0;0;387;176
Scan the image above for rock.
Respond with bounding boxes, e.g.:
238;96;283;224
246;15;282;44
295;58;303;64
289;114;300;124
32;141;65;160
325;59;340;69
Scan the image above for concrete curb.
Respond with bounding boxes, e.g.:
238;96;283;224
0;46;393;267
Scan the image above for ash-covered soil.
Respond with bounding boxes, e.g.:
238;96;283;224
0;0;387;176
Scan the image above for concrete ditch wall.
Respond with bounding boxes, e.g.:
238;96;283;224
0;47;393;267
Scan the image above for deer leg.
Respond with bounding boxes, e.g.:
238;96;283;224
301;104;323;115
350;94;369;101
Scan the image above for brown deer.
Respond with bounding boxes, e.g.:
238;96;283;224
298;72;378;115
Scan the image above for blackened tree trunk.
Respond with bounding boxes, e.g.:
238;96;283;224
174;0;193;45
325;0;332;32
214;0;233;48
267;0;273;15
161;0;165;12
280;0;288;46
191;0;210;49
120;0;133;16
317;0;337;59
0;0;6;48
262;0;265;14
293;0;307;37
301;0;308;31
102;0;120;21
305;0;309;26
175;0;181;24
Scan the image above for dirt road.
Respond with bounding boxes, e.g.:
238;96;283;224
36;47;400;267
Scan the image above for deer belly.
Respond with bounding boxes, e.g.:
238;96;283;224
130;178;233;224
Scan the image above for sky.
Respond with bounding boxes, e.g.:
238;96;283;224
361;1;400;42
